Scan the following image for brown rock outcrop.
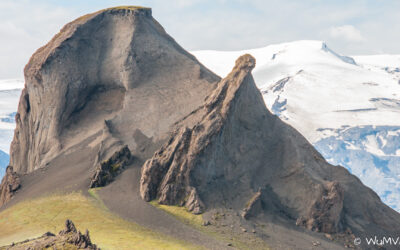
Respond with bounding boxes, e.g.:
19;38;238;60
3;219;98;249
242;190;263;220
140;55;256;212
59;219;97;249
0;166;20;207
296;181;344;233
90;145;132;188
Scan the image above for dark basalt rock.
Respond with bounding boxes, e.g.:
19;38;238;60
90;145;132;188
59;219;78;235
140;55;257;213
0;166;20;207
296;181;344;233
4;219;99;249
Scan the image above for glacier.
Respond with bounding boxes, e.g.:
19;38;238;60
0;150;9;180
192;40;400;212
0;79;23;179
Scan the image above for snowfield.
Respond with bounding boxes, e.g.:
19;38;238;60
0;79;23;152
193;41;400;212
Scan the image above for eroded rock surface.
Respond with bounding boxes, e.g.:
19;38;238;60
10;7;219;174
0;166;20;207
242;189;263;220
3;219;98;249
140;55;257;212
90;145;132;188
296;181;344;233
140;54;400;238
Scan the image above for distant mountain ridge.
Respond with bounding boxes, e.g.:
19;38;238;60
0;150;9;179
0;79;23;154
192;40;400;212
0;79;22;180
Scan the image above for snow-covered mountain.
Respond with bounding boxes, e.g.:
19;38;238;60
192;40;400;212
0;150;9;180
0;79;23;179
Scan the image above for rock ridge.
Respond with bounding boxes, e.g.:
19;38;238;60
140;54;257;213
139;52;400;239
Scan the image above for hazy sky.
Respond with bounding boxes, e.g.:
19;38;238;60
1;0;400;78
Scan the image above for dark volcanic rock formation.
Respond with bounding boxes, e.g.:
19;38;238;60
58;219;97;249
10;6;219;174
140;55;259;213
296;181;344;233
0;166;20;207
3;219;98;249
90;145;132;188
140;54;400;237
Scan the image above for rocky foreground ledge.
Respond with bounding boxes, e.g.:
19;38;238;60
1;220;98;250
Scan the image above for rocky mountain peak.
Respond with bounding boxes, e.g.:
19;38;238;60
140;51;400;239
24;6;151;84
140;54;262;214
10;5;219;174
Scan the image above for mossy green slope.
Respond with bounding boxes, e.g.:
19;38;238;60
150;201;269;250
0;192;201;250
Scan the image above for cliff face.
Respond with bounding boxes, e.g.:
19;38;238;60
0;166;20;207
140;54;400;236
10;7;219;174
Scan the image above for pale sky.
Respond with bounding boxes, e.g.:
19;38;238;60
1;0;400;78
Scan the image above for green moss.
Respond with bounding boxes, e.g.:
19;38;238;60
149;201;270;250
107;6;150;11
150;201;204;227
87;188;108;211
111;163;121;173
1;240;78;250
0;192;201;249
